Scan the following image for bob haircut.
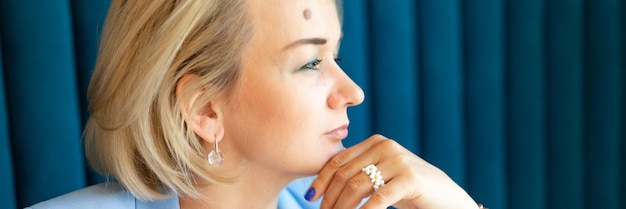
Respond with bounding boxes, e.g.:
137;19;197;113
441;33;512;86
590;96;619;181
84;0;252;200
84;0;343;201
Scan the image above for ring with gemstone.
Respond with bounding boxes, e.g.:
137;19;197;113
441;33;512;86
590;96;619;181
361;164;385;191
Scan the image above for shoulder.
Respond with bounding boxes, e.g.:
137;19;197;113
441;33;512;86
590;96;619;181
26;182;180;209
26;182;135;209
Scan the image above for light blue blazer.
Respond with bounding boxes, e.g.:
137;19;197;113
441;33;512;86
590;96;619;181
26;177;322;209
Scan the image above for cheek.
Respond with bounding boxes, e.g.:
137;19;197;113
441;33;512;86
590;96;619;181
228;72;329;137
222;77;339;172
227;85;319;143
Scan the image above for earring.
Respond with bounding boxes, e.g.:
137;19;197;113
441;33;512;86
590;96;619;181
208;141;224;166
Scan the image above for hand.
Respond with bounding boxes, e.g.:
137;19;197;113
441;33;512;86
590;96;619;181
306;134;478;209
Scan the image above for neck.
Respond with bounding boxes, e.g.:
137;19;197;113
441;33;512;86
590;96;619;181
179;164;300;209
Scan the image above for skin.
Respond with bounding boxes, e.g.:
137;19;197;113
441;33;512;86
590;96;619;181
179;0;479;208
180;0;362;208
221;0;359;178
310;135;479;209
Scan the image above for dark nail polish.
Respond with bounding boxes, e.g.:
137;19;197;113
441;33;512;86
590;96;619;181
304;187;316;201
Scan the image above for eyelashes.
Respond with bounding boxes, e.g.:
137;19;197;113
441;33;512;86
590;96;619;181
301;59;323;70
299;57;343;71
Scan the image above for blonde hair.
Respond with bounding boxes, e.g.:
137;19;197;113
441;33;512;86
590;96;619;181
84;0;252;200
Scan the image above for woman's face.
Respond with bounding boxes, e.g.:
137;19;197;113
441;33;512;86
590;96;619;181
220;0;364;177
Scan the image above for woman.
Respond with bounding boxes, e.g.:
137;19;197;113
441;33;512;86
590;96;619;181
28;0;482;208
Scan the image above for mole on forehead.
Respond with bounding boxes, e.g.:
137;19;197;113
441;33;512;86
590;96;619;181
303;8;312;20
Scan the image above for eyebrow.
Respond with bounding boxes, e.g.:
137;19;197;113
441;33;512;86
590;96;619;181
282;38;327;51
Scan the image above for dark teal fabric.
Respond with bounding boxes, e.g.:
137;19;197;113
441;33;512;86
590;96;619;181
1;1;625;209
341;0;372;148
69;0;111;185
546;0;585;208
418;0;467;188
463;0;506;208
0;0;87;206
584;1;623;208
0;36;17;209
505;1;547;209
367;0;420;156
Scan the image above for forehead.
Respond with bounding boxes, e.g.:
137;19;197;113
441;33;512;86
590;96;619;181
245;0;340;48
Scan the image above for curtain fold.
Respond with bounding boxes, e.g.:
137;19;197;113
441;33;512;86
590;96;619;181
368;0;420;154
545;0;585;208
418;0;467;186
0;39;16;209
341;0;372;148
584;0;623;208
1;0;624;208
505;1;547;208
0;0;87;206
69;0;111;185
463;0;506;208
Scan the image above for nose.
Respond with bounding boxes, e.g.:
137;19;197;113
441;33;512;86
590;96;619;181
327;65;365;109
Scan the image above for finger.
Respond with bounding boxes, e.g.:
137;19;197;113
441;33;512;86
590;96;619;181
358;178;408;209
307;135;389;202
322;144;401;209
319;148;382;208
334;160;398;209
332;171;372;209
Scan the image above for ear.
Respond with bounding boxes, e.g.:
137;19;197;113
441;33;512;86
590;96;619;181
176;74;224;144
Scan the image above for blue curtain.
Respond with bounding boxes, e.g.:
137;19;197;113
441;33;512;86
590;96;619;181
1;0;624;209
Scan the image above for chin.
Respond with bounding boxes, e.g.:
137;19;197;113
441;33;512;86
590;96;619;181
300;153;339;176
328;141;346;158
318;143;346;169
291;142;346;176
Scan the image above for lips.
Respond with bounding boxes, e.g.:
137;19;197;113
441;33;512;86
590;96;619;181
325;124;349;140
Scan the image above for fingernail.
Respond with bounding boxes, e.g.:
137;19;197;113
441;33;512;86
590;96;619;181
304;187;316;201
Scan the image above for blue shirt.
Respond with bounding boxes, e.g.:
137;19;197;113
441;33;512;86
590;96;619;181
27;177;323;209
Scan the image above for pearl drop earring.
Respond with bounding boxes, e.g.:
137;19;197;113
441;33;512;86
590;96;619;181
208;141;223;166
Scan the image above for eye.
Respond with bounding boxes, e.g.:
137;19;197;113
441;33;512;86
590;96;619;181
334;57;343;63
300;58;323;71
